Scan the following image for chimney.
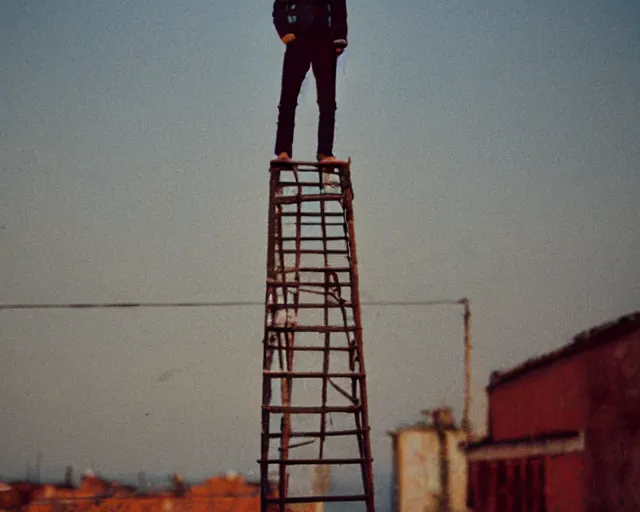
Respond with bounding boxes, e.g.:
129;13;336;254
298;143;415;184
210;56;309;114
422;407;456;430
433;407;455;429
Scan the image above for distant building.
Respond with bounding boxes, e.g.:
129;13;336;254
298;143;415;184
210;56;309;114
389;407;468;512
28;471;136;511
0;482;21;511
465;311;640;511
25;471;315;512
3;481;43;511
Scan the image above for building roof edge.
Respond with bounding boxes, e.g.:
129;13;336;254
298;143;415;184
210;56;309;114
488;311;640;391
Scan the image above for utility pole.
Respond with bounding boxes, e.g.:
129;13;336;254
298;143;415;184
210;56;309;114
459;298;472;436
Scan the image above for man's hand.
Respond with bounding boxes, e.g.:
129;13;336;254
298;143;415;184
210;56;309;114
281;33;296;44
333;39;347;56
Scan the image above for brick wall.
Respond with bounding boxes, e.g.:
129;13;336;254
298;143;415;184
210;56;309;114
545;453;584;512
489;353;588;441
584;330;640;511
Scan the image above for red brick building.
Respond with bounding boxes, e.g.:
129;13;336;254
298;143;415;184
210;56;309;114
466;311;640;511
24;472;314;512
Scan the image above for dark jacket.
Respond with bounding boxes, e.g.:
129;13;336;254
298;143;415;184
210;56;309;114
273;0;348;48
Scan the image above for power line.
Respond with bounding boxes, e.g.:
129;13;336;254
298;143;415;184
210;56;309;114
0;298;466;312
363;299;466;307
0;301;263;311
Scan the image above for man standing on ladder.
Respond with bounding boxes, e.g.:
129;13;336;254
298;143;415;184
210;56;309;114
272;0;348;164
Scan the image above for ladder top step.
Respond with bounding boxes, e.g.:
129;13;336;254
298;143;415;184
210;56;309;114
269;159;349;168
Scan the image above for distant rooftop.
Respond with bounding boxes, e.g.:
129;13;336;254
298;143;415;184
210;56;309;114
388;406;461;435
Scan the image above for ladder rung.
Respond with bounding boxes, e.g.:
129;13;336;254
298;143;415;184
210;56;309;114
297;266;351;272
265;345;351;352
278;181;341;187
280;236;347;242
259;457;370;466
269;325;357;333
280;249;348;255
274;194;343;204
264;372;363;378
265;495;368;504
270;159;348;168
268;428;368;438
267;303;353;309
266;281;353;287
280;212;343;217
264;405;361;414
299;221;345;226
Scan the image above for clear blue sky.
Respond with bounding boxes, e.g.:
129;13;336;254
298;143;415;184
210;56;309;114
1;0;639;508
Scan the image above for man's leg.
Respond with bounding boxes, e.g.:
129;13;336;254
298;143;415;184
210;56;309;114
274;42;311;158
311;41;338;159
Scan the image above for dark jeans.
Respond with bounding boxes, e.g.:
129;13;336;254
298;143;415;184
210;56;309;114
274;38;337;158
